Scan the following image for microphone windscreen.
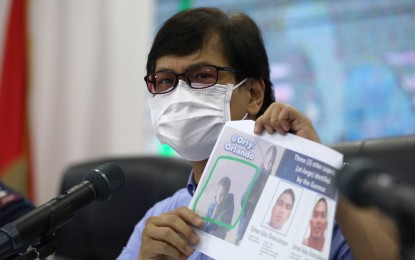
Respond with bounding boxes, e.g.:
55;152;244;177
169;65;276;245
84;162;125;201
336;158;380;207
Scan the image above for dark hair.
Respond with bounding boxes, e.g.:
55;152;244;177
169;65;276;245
146;7;275;117
266;145;277;160
277;188;296;206
218;176;231;194
263;145;278;171
314;197;328;213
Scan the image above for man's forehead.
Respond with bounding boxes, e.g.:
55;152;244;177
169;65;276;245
155;37;226;72
314;202;327;212
278;193;293;202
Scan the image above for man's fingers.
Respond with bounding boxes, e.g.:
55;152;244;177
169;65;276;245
173;206;204;229
139;207;203;259
145;224;195;257
255;103;287;135
140;236;191;259
148;207;202;245
270;104;290;134
254;114;266;134
254;102;320;143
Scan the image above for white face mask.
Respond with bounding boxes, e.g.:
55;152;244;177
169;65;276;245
149;79;247;161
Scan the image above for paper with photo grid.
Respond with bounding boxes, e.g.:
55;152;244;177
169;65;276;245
188;120;343;260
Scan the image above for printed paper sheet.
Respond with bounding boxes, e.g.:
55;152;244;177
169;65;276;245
188;120;343;260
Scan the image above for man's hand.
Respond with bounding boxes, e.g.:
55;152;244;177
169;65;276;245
254;102;321;143
138;207;204;260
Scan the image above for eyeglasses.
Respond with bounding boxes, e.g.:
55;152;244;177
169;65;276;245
144;64;240;94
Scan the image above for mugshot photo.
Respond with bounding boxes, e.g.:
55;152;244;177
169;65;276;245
301;196;331;253
261;181;303;235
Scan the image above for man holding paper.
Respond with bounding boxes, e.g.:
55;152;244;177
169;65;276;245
117;7;400;260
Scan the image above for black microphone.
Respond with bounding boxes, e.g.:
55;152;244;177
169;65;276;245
336;158;415;216
0;162;125;257
337;159;415;260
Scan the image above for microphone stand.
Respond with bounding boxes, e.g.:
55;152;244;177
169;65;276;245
4;237;57;260
3;233;57;260
3;206;67;260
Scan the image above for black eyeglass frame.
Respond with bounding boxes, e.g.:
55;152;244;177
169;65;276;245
144;64;241;94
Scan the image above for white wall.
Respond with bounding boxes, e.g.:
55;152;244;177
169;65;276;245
29;0;154;204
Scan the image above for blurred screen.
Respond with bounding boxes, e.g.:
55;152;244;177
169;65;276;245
148;0;415;152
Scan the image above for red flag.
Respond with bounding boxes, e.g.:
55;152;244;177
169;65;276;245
0;0;33;200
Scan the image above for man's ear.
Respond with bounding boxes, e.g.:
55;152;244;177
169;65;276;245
246;78;265;117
